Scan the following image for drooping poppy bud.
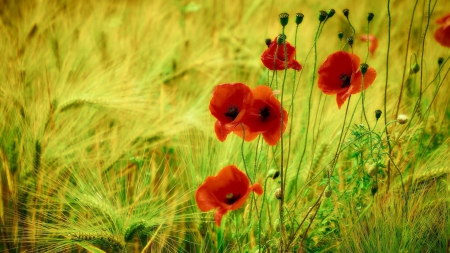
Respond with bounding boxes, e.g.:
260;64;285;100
367;13;374;22
265;38;272;47
343;9;349;18
375;110;382;120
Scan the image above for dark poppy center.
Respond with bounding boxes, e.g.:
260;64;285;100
340;74;351;88
225;193;241;205
224;106;239;120
259;106;270;122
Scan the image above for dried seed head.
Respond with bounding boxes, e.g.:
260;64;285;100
265;38;272;47
279;13;289;27
295;13;304;25
267;169;280;179
343;9;349;17
375;110;382;120
360;63;369;75
275;188;282;200
397;114;408;124
318;10;327;22
367;13;374;22
327;9;336;18
347;36;354;47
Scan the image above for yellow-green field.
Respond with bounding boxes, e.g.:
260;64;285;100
1;0;449;252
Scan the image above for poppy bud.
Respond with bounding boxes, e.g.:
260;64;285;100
343;9;349;18
275;188;282;200
277;34;286;45
347;36;354;47
279;13;289;27
338;31;344;40
411;63;420;74
327;9;336;18
367;13;374;22
438;57;444;65
397;114;408;124
325;186;332;198
371;184;378;196
375;109;382;120
267;169;280;179
318;10;327;22
265;38;272;47
360;63;369;75
295;13;304;25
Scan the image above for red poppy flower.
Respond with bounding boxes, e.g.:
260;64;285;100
360;34;378;56
261;36;302;71
318;51;377;109
434;13;450;47
209;83;253;142
234;86;288;146
195;165;263;226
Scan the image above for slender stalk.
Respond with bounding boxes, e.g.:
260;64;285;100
385;0;392;193
395;0;419;118
278;25;288;253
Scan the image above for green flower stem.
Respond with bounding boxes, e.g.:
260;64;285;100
395;0;418;119
278;24;288;253
240;124;252;185
293;21;323;196
285;22;300;189
258;177;270;252
385;0;392;193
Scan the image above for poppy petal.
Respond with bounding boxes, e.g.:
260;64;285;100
261;108;288;146
261;37;302;71
196;184;219;212
214;207;228;226
336;91;350;109
436;12;450;28
434;26;450;47
349;67;377;95
250;183;264;195
232;124;259;142
318;51;355;94
209;83;253;124
214;121;232;142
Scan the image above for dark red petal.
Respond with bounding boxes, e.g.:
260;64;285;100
214;121;232;142
196;183;219;212
261;37;301;71
214;207;229;226
318;51;354;94
434;26;450;47
349;67;377;95
243;86;280;133
209;83;253;124
200;165;250;208
232;124;259;142
336;91;350;109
